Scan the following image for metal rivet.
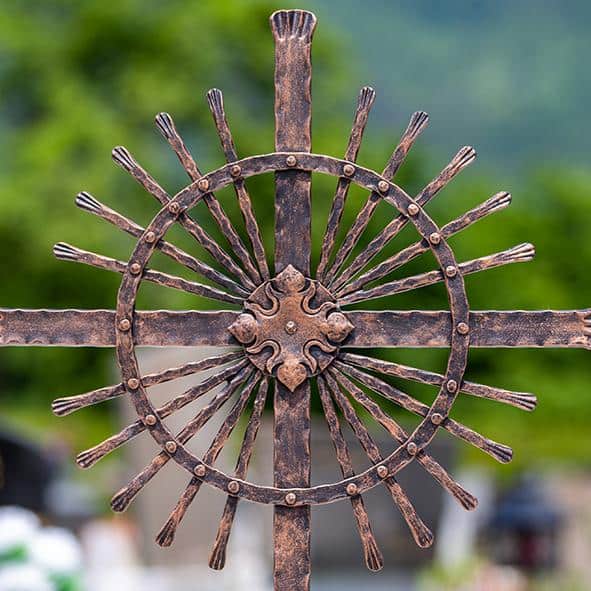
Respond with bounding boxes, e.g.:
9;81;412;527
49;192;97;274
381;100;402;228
343;163;355;177
145;231;156;243
446;379;458;393
377;465;388;478
431;413;444;425
198;178;209;192
129;262;141;275
346;483;358;496
230;165;242;177
194;465;206;477
407;441;418;455
165;441;177;454
144;414;157;426
285;320;297;335
445;265;457;277
407;203;419;216
377;180;389;193
429;232;441;245
118;318;131;331
285;492;297;505
228;481;240;494
457;322;470;335
168;201;180;215
286;155;297;167
127;378;139;390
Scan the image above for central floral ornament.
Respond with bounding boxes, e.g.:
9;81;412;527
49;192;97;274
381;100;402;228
228;265;354;391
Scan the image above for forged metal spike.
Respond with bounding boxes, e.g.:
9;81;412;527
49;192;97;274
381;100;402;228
382;110;430;180
75;191;248;297
111;145;257;291
155;112;202;181
330;145;477;292
110;366;254;513
339;242;536;306
340;352;536;411
323;371;434;548
154;112;262;285
52;351;244;416
323;109;429;285
53;242;242;305
75;360;248;468
316;86;376;281
330;368;478;511
206;88;271;282
156;373;262;547
338;191;513;297
209;377;269;570
335;361;513;464
317;375;384;571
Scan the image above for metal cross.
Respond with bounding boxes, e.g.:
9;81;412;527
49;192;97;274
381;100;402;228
1;9;589;591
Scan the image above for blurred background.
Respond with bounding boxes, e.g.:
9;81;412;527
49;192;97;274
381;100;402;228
0;1;590;590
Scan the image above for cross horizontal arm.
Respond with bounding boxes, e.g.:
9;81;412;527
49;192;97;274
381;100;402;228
346;310;591;349
2;309;589;349
0;309;238;347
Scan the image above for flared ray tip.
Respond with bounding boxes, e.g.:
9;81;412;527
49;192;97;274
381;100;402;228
486;190;512;213
75;191;102;213
155;518;177;547
505;242;536;264
76;446;102;469
208;540;227;570
53;242;81;261
51;396;80;417
408;110;430;139
206;88;224;115
513;392;538;411
453;145;477;169
358;86;376;110
155;112;175;140
110;487;133;513
488;441;513;464
363;536;384;571
111;146;136;171
270;9;317;41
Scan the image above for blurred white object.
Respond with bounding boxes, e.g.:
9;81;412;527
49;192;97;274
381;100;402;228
0;564;53;591
0;507;40;555
29;527;82;575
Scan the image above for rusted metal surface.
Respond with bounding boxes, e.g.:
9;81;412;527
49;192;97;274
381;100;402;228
1;8;590;591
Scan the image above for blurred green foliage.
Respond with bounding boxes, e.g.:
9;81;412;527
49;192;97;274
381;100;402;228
0;0;589;478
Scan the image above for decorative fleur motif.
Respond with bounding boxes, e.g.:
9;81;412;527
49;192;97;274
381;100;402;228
228;265;354;391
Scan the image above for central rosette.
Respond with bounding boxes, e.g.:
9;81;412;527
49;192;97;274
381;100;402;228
228;265;354;391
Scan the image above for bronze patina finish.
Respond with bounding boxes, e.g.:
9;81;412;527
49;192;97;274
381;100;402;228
1;8;590;591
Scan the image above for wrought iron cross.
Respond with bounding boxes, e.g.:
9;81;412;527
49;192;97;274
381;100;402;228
1;9;589;590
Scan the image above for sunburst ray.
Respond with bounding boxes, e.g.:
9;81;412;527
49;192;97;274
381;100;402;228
76;191;248;297
330;145;476;291
156;110;261;285
317;375;384;570
111;146;256;290
206;89;271;282
335;362;513;464
316;86;376;281
341;352;536;411
340;242;535;305
53;242;242;305
338;191;512;296
52;350;244;416
323;110;429;285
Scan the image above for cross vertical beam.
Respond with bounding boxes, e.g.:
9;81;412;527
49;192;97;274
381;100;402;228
270;9;316;591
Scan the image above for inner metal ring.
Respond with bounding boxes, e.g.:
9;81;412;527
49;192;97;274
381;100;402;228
115;151;470;506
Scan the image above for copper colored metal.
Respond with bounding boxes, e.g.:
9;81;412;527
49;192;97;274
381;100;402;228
0;8;589;591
